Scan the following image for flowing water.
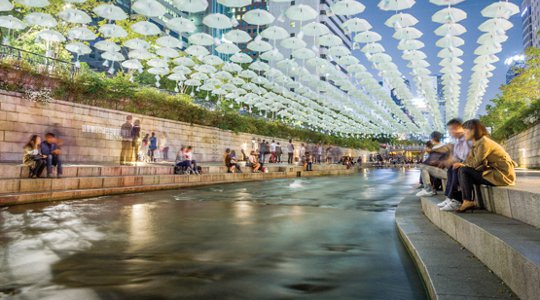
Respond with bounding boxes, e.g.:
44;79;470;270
0;168;427;300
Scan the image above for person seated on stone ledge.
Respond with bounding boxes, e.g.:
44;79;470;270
23;134;46;178
452;119;517;213
224;148;234;173
304;152;313;171
184;146;199;175
416;131;449;197
248;150;261;173
40;133;63;178
229;150;242;173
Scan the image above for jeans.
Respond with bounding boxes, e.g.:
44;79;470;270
45;155;62;176
458;167;493;201
287;152;293;164
444;167;462;201
120;140;133;164
30;159;46;177
420;165;433;191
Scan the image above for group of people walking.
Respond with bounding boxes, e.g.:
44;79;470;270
416;118;517;213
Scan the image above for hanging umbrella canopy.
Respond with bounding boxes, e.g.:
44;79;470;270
302;22;330;36
173;0;208;13
224;63;243;73
201;55;223;65
157;36;183;48
0;15;26;30
434;23;466;36
216;42;241;54
95;40;121;52
122;59;143;70
243;9;275;26
185;44;210;57
148;67;169;76
481;1;519;19
261;26;289;40
249;61;270;72
224;29;252;43
327;46;350;57
195;64;217;73
124;38;150;50
65;0;88;3
191;72;209;80
474;55;499;65
0;0;13;11
393;27;423;40
215;71;233;80
474;44;502;55
354;31;382;43
435;35;464;48
239;69;257;78
280;37;306;50
203;13;233;29
337;55;358;66
292;48;316;60
99;24;128;38
384;13;418;28
185;79;201;86
437;47;464;58
260;49;284;61
398;39;424;50
217;0;251;7
24;12;57;28
429;0;464;5
432;7;467;24
168;73;187;81
93;4;128;20
231;52;253;63
148;58;169;68
189;32;214;46
66;42;91;55
478;18;513;33
331;0;365;16
172;65;192;74
128;49;155;60
318;34;342;47
477;33;508;45
402;50;426;60
341;18;372;33
439;57;464;66
14;0;49;8
102;51;125;62
156;47;180;58
286;4;318;22
131;21;161;36
166;17;196;33
132;0;166;17
247;40;272;52
68;27;96;40
378;0;415;11
59;8;92;24
173;56;195;67
36;29;65;43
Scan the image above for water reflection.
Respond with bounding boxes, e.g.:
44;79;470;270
0;169;426;299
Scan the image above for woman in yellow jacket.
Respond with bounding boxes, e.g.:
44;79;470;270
453;119;517;213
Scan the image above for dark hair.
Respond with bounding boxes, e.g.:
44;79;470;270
187;146;192;150
225;148;230;153
45;132;55;138
446;118;463;127
463;119;489;140
430;131;443;142
126;115;132;120
425;141;433;148
24;134;39;149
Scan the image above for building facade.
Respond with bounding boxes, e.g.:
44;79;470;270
522;0;540;50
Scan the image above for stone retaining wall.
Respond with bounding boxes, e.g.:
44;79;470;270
0;90;370;163
502;122;540;168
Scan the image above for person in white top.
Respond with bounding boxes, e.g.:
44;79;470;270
270;140;277;163
299;143;306;163
184;146;199;174
287;139;295;164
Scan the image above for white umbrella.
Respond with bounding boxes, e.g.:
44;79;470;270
247;40;272;52
224;29;252;43
318;34;342;47
362;43;385;54
342;18;371;33
397;39;424;50
327;46;350;57
156;47;180;58
185;79;201;86
0;0;13;11
378;0;415;11
393;27;422;40
36;29;65;43
429;0;464;5
474;44;502;55
93;4;128;21
148;58;169;68
185;45;210;57
217;0;251;8
216;42;241;54
173;57;195;67
478;18;513;33
354;31;382;43
231;52;253;63
94;40;121;52
172;65;191;74
331;0;365;16
168;72;186;81
223;63;243;73
337;55;358;66
286;4;318;22
477;33;507;45
14;0;49;8
157;36;183;48
435;36;464;48
434;23;466;36
280;37;306;50
384;13;418;28
173;0;208;13
261;26;289;40
0;16;26;35
59;8;92;24
191;72;209;80
195;64;217;73
203;13;233;29
481;1;519;19
189;32;214;46
243;9;275;26
474;55;498;65
260;49;284;61
66;42;91;56
24;12;57;28
128;49;155;60
65;0;87;3
302;22;330;36
131;21;161;36
148;67;169;75
122;59;143;70
166;17;196;33
292;48;316;60
133;0;166;17
124;38;150;50
102;51;125;62
437;47;463;58
432;7;467;24
402;50;426;60
99;24;128;38
67;27;96;41
239;69;257;78
249;61;270;72
201;55;223;65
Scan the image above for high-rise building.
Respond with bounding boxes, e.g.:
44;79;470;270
504;55;526;84
522;0;540;50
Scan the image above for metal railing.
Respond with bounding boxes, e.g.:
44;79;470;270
0;44;78;79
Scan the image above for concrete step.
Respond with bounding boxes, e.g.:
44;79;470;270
396;194;515;299
421;195;540;300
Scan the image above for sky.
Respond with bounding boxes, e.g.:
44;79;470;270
350;0;524;118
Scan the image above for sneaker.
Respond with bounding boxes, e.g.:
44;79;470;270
440;200;462;211
416;189;436;197
437;197;452;207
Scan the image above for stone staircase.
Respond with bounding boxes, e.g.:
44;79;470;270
419;174;540;300
0;163;358;206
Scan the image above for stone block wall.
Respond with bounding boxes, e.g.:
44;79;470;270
0;91;370;163
501;122;540;169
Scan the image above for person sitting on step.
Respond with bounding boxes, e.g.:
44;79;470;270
23;134;46;178
40;133;63;178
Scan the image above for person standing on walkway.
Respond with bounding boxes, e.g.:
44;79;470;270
131;120;141;162
287;139;294;164
270;140;277;163
259;139;267;163
316;143;323;164
149;132;158;162
160;133;169;161
120;115;133;165
276;142;282;163
299;143;306;163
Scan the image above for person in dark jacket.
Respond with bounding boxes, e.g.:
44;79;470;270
41;133;62;178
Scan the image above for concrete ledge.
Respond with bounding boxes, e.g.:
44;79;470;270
421;196;540;300
396;194;515;300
